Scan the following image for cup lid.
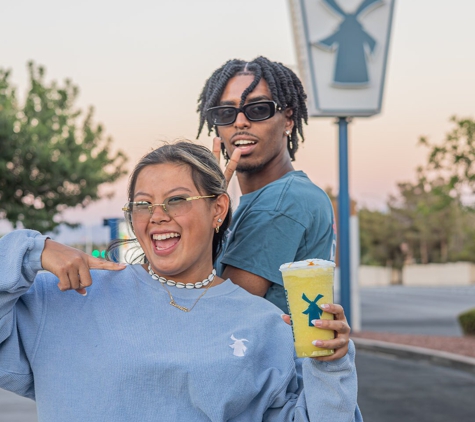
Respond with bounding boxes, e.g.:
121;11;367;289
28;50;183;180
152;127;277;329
279;258;336;272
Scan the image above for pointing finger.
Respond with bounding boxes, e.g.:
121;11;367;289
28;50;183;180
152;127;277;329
86;256;127;271
223;147;241;186
213;137;222;164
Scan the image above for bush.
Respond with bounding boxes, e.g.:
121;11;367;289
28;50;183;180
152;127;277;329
458;308;475;336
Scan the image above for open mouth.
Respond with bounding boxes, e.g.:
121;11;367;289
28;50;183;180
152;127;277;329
234;140;256;147
152;232;181;251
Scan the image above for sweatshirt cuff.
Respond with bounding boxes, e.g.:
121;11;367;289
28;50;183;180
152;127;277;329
305;339;355;372
25;235;49;277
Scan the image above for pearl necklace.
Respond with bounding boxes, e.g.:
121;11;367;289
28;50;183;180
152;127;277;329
148;264;216;289
147;264;217;312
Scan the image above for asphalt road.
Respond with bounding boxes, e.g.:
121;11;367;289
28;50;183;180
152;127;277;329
0;389;36;422
356;349;475;422
359;285;475;336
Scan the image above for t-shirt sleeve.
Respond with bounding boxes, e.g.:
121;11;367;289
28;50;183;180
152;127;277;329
220;211;306;285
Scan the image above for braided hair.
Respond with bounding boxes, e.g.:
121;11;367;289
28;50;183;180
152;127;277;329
196;56;308;161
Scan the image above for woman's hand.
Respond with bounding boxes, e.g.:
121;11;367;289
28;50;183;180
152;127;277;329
41;239;126;295
312;303;351;361
212;137;241;187
281;303;351;361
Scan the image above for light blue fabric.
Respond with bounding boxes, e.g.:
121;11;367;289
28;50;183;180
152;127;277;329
216;171;337;313
0;229;361;422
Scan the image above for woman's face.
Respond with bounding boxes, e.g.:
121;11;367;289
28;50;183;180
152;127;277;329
132;162;228;283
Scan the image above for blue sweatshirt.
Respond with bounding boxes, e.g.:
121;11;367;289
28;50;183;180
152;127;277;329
0;230;362;422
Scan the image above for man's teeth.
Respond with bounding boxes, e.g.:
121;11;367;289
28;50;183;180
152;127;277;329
235;140;256;146
152;233;180;240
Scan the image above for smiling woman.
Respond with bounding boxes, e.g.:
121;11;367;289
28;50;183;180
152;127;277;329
0;141;362;422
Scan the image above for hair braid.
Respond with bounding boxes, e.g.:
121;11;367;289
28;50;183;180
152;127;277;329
196;57;308;161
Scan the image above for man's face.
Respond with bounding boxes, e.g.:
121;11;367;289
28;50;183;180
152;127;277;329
216;74;293;174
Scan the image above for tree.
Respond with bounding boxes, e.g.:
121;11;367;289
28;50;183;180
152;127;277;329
388;169;463;264
358;207;405;269
420;116;475;195
359;116;475;267
0;62;128;232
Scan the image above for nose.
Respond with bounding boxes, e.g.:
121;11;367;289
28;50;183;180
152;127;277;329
234;110;250;129
150;204;171;223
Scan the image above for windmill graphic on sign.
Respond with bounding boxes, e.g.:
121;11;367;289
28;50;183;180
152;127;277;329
302;293;324;326
313;0;384;87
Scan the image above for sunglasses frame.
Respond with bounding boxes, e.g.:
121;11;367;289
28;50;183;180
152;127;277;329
206;100;282;126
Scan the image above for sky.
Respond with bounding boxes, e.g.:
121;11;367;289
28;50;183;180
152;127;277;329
1;0;474;242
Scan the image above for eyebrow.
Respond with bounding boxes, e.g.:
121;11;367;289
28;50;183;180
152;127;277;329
134;186;193;199
219;95;272;106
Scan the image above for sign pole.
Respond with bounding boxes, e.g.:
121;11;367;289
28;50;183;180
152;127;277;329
337;117;351;327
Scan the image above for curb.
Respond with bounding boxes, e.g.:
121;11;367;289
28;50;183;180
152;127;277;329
353;337;475;374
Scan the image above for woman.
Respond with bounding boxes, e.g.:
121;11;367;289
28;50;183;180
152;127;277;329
0;141;362;421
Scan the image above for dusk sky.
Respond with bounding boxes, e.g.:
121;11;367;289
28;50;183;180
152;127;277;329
1;0;474;241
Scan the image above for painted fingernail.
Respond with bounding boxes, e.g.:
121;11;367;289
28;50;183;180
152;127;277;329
320;304;329;309
312;340;324;347
81;291;87;297
312;319;323;327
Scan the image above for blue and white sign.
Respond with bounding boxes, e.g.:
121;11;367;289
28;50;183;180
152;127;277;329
289;0;396;116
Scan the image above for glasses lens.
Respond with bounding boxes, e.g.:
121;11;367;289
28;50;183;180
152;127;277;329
244;102;273;121
164;196;192;217
130;202;151;214
207;107;237;125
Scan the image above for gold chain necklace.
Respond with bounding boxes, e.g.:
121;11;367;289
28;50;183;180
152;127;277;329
155;270;217;312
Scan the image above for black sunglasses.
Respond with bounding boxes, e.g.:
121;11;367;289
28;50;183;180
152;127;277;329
206;101;282;126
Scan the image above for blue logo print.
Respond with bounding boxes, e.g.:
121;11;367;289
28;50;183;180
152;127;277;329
302;293;324;326
313;0;384;87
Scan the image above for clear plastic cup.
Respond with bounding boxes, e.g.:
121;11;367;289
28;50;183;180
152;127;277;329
279;259;335;357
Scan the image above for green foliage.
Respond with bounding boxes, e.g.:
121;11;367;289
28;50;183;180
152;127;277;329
420;116;475;192
359;208;405;269
360;116;475;267
458;308;475;336
0;62;128;232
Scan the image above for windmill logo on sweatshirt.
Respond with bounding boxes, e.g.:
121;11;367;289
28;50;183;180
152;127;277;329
229;335;249;357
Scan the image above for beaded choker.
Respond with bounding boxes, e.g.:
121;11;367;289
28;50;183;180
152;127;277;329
147;264;216;289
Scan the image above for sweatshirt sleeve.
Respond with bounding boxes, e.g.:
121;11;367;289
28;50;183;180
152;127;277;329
0;229;49;400
263;341;363;422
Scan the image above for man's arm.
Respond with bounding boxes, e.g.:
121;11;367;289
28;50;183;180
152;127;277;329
221;265;271;297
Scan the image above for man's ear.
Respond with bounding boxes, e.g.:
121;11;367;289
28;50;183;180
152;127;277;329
284;108;294;132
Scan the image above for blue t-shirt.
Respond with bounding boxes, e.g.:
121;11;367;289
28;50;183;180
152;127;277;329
216;171;336;313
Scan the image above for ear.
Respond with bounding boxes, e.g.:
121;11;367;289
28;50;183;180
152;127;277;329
213;194;230;228
284;108;294;133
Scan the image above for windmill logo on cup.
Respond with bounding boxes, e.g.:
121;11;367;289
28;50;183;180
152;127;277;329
302;293;325;326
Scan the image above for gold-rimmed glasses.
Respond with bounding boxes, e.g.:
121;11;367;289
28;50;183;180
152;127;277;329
123;195;216;221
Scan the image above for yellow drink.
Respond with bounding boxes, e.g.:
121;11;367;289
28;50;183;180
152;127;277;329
280;259;335;358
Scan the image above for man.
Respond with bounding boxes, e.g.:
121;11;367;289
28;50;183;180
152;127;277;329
197;57;337;315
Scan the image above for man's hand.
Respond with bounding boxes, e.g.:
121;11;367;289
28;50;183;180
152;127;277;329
213;137;241;187
41;239;127;295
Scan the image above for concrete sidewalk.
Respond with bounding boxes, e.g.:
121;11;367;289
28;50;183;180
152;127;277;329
353;337;475;374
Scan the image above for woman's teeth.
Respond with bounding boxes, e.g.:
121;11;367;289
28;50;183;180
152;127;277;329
152;233;180;240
